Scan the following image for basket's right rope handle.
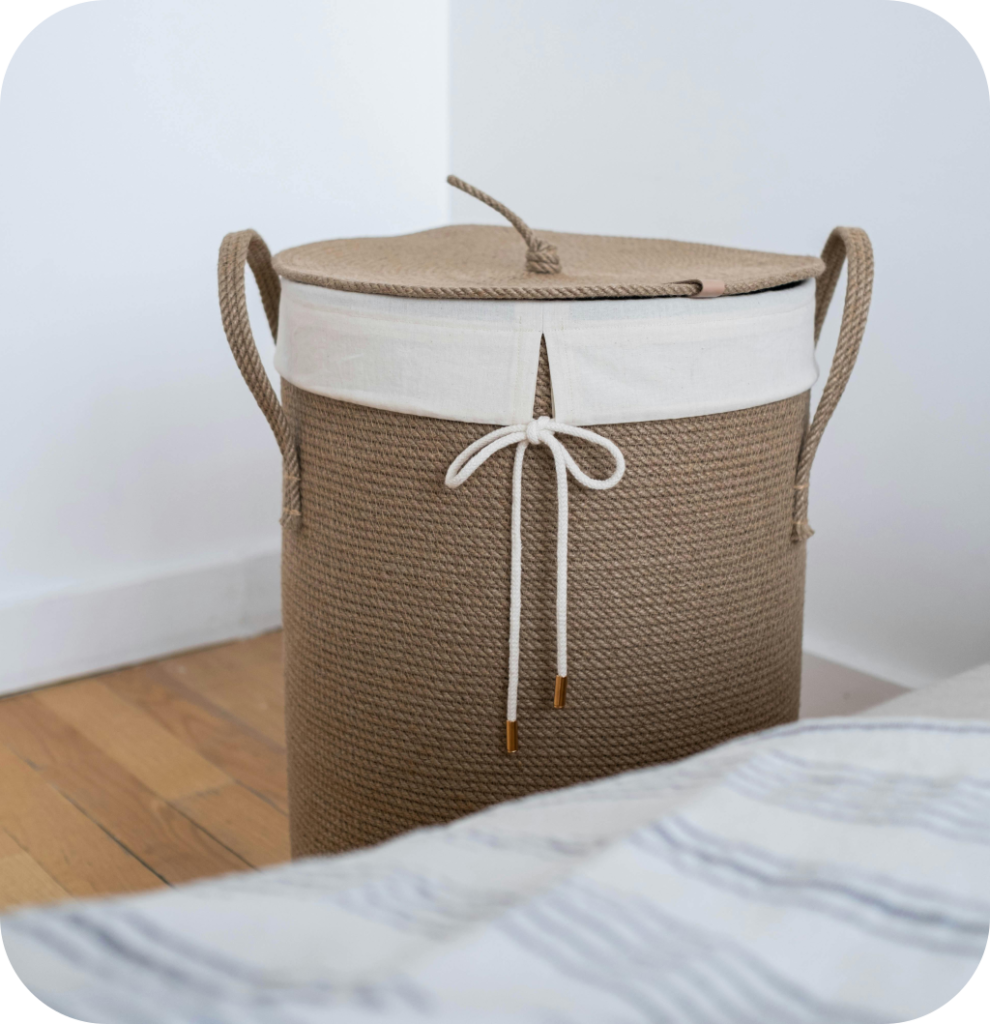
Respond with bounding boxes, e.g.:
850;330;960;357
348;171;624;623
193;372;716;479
792;226;874;541
218;229;301;529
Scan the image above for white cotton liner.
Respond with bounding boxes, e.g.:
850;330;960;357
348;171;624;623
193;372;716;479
274;277;817;427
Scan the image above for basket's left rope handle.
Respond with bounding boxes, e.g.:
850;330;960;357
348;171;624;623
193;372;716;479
218;229;302;529
792;226;873;542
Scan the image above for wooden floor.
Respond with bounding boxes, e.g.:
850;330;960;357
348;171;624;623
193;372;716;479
0;631;289;914
0;634;908;916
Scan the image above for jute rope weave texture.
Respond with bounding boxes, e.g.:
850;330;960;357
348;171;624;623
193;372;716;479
280;356;808;855
273;178;824;299
273;227;824;301
218;229;301;528
792;227;874;540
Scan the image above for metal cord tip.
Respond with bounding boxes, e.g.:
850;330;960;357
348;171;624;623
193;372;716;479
554;675;568;708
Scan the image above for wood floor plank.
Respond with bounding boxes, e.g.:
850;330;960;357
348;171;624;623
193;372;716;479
37;680;230;801
176;784;290;869
0;742;163;900
103;665;289;814
0;696;250;885
0;632;290;906
157;633;286;745
0;829;25;859
0;839;71;911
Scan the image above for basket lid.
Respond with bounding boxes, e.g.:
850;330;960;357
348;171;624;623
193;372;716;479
273;176;825;301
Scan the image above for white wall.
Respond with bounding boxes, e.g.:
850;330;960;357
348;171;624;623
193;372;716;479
0;0;449;693
449;0;990;688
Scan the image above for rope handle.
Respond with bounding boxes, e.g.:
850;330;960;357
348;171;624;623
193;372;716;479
447;175;562;275
217;229;302;529
792;226;874;541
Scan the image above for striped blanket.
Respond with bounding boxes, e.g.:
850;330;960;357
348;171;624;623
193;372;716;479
3;669;989;1023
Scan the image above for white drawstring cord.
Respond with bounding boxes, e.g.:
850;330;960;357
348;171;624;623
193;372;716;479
445;416;625;752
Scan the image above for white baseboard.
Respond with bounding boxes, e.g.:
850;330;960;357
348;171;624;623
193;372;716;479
802;632;932;691
0;549;281;697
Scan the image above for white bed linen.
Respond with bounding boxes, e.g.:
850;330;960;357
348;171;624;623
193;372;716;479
4;667;988;1024
274;278;817;426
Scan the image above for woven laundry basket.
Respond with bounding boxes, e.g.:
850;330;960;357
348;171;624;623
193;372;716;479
219;177;873;857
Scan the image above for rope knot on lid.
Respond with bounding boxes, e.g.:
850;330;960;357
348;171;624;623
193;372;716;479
447;175;562;276
524;237;562;275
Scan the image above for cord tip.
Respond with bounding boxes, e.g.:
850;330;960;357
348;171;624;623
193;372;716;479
554;675;568;709
506;720;518;753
